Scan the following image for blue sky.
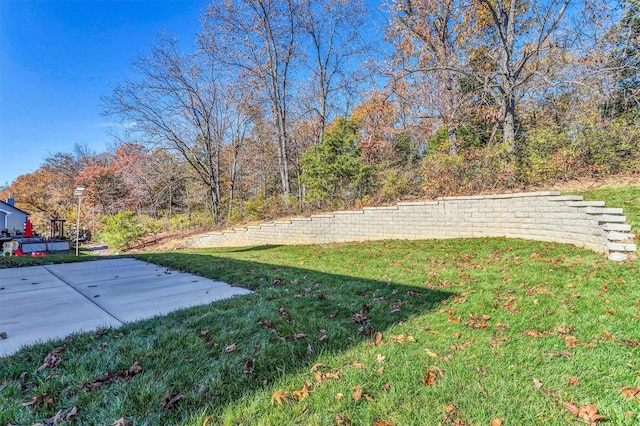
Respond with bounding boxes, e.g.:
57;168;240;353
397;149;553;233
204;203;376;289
0;0;208;186
0;0;387;187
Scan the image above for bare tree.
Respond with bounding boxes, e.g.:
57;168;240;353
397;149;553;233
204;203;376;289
200;0;298;199
298;0;370;144
101;35;229;222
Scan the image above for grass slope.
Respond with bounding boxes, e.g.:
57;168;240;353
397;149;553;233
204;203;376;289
0;186;638;425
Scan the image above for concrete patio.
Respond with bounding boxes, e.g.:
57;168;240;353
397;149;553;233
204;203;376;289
0;258;252;356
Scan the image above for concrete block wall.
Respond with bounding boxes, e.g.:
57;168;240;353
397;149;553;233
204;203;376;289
187;191;637;261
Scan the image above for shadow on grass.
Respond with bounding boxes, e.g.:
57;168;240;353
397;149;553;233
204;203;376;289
1;250;453;425
224;244;283;253
134;252;453;424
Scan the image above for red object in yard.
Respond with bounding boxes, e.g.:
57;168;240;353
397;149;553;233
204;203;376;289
24;219;33;238
14;248;24;257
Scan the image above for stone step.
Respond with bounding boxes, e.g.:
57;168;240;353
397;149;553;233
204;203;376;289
607;242;637;252
548;195;584;201
603;223;632;232
585;207;624;215
596;215;627;223
567;201;605;207
606;232;636;241
609;252;632;262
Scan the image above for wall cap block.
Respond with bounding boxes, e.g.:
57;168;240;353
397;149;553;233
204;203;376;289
548;195;584;202
440;191;561;201
567;201;605;207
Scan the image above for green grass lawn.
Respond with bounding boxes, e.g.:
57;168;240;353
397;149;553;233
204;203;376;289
1;187;639;425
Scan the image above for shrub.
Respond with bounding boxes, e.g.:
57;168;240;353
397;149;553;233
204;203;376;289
96;211;146;251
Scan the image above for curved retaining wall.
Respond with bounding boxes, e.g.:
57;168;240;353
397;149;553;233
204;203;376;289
187;191;637;261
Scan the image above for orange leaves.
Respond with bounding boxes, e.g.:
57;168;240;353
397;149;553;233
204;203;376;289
621;387;640;400
560;402;606;425
270;390;288;405
465;314;490;329
352;385;375;402
373;331;383;346
390;333;416;344
534;379;606;425
291;381;312;401
311;363;342;384
421;366;444;386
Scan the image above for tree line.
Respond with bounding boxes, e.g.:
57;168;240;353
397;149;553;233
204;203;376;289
2;0;638;244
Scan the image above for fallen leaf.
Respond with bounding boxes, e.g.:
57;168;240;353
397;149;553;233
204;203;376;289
491;419;504;426
64;406;78;422
161;390;183;410
243;359;254;375
618;339;640;348
560;400;579;416
310;363;325;373
292;381;312;400
352;385;363;401
335;393;344;400
621;387;640;400
363;393;376;402
0;331;7;339
568;377;581;386
533;378;543;389
351;361;367;369
122;362;143;380
44;410;63;425
376;354;385;363
422;366;444;386
36;348;64;372
270;390;288;405
335;414;352;425
391;334;415;344
373;421;393;426
224;343;237;353
577;404;606;424
111;418;128;426
352;311;370;323
373;331;383;346
293;333;307;340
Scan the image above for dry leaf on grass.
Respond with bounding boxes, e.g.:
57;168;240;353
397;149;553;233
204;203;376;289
373;331;383;346
621;387;640;400
292;381;312;400
352;385;363;401
270;390;288;405
161;390;183;410
390;333;415;344
224;343;236;353
335;413;352;425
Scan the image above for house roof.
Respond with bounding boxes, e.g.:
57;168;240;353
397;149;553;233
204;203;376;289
0;200;30;216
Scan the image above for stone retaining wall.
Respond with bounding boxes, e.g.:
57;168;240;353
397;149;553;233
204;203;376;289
187;191;637;261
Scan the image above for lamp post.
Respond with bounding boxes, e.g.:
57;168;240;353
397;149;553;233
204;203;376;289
74;187;85;256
